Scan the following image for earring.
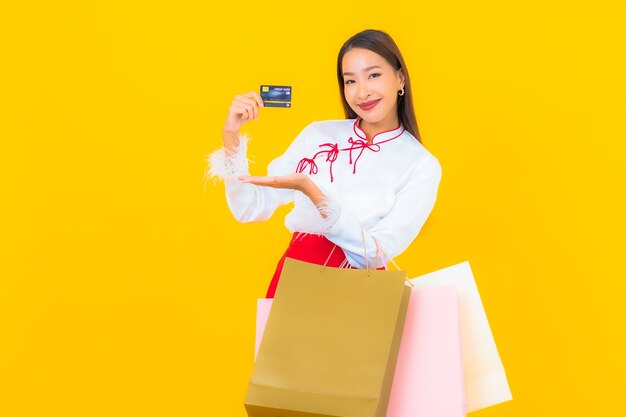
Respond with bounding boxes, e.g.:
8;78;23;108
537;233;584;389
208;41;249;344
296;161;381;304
398;87;405;96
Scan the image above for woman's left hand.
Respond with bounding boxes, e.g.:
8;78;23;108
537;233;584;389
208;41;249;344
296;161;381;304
239;173;329;218
238;173;308;191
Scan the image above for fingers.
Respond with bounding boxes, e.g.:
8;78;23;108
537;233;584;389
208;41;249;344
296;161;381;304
231;104;251;122
232;97;256;121
234;92;263;121
225;91;265;132
243;91;264;110
238;175;268;184
238;175;280;187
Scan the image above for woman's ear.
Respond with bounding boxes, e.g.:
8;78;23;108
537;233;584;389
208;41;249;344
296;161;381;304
398;68;406;89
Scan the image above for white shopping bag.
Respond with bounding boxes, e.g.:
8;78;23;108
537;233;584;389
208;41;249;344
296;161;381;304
409;261;513;412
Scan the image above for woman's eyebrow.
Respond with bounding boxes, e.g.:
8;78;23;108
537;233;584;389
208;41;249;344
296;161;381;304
342;65;382;76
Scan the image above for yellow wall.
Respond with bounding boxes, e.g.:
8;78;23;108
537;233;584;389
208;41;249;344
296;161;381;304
2;1;625;415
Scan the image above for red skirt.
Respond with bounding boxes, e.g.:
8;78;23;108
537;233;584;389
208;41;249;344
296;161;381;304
266;232;386;298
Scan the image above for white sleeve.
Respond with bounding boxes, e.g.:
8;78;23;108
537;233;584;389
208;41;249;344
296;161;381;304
322;155;443;268
204;123;314;223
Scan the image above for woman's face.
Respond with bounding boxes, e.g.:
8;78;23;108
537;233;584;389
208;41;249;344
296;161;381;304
341;47;405;126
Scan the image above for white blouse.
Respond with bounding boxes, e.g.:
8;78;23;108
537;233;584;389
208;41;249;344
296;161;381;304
205;117;443;269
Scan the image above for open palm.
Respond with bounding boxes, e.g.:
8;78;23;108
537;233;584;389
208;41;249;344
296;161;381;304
238;173;307;191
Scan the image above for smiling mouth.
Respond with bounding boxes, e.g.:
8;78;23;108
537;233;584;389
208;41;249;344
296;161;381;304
358;99;381;110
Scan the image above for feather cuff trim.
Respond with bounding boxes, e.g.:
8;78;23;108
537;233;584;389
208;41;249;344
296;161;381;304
203;133;253;189
290;195;341;237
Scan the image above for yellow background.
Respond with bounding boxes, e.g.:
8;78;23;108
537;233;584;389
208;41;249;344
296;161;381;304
2;1;625;415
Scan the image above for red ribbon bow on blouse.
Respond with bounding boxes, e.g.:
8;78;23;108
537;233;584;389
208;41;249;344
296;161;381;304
296;142;340;181
295;135;402;182
346;137;381;174
295;118;405;182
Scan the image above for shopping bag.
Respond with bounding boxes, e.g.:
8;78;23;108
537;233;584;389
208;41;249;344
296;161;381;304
386;284;466;416
409;261;513;412
245;256;411;417
257;285;466;417
254;298;272;360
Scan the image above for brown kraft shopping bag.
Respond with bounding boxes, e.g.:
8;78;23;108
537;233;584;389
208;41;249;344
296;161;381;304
244;244;411;417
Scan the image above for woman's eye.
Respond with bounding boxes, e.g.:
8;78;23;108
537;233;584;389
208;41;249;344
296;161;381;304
345;74;380;85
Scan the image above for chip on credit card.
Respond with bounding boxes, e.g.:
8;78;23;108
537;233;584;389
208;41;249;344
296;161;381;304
260;85;292;108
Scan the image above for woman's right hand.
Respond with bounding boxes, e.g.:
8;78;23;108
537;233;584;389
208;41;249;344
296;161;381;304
223;91;264;133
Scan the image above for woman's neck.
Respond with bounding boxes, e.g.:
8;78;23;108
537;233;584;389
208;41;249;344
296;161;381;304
359;116;400;144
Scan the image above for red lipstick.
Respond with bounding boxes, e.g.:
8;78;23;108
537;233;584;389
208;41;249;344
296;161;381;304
358;99;381;111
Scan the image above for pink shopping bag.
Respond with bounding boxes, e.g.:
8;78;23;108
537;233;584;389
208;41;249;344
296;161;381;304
254;298;272;360
254;285;466;416
386;285;466;416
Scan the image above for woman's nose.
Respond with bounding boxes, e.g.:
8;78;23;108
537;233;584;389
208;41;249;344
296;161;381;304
358;86;371;100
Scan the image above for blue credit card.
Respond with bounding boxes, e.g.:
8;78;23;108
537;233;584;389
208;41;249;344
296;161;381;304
260;85;292;108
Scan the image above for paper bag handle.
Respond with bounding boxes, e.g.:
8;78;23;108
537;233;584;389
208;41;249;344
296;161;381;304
321;230;414;286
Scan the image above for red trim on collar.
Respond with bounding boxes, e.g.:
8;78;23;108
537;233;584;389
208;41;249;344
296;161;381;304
353;116;403;142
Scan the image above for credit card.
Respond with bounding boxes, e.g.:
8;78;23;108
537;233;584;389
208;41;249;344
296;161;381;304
260;85;292;108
